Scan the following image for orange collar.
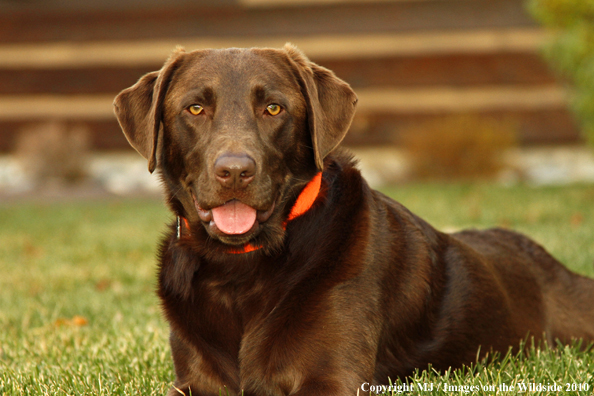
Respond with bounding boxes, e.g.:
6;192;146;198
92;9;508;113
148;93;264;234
178;172;323;254
284;172;323;224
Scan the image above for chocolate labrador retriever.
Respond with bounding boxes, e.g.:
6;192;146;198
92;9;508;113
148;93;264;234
114;44;594;395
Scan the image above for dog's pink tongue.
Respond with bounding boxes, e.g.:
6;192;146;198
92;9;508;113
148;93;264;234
211;200;257;235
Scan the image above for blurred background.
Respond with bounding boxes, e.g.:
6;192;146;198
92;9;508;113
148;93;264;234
0;0;593;198
3;3;594;392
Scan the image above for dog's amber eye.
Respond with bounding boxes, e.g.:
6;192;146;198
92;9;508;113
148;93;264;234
188;105;203;115
266;104;281;116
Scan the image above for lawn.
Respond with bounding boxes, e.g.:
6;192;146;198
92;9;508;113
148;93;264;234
1;183;593;395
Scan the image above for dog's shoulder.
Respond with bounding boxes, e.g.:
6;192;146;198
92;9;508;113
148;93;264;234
322;150;447;259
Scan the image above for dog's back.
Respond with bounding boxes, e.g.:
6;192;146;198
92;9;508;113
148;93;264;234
453;228;594;344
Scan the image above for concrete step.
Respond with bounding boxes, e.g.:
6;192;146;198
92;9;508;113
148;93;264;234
2;146;594;197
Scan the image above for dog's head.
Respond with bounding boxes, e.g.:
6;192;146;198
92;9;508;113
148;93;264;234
114;44;357;254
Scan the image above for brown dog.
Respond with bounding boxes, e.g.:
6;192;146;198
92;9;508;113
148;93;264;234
114;44;594;396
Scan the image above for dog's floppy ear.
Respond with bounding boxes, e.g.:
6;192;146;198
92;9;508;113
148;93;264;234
113;48;185;173
284;43;358;170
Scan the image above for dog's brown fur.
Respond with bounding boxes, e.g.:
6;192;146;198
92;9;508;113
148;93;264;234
114;44;594;396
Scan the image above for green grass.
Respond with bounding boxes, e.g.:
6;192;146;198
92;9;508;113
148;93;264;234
0;199;173;395
1;183;594;395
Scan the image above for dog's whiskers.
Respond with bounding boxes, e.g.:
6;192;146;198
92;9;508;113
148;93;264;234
167;185;186;203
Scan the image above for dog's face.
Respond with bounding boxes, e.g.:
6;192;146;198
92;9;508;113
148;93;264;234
114;45;357;253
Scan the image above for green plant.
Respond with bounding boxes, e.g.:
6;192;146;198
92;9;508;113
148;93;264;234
399;115;517;181
14;121;91;187
529;0;594;146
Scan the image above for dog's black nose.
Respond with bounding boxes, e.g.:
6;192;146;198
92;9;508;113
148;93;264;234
214;153;256;189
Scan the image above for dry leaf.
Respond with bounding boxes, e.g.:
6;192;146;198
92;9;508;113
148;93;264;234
571;213;584;227
71;315;88;326
54;315;88;327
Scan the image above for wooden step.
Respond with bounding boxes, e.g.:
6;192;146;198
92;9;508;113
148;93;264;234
346;108;582;146
0;84;578;152
322;52;556;89
0;51;556;95
0;85;568;120
0;28;546;69
0;0;536;44
0;67;152;95
355;85;568;112
0;0;579;151
0;106;580;154
0;120;126;153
